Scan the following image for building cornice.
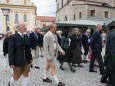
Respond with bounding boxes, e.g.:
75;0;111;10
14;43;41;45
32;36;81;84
0;4;37;9
72;4;115;9
73;0;108;4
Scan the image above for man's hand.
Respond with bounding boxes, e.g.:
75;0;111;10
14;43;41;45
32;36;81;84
61;51;65;55
10;65;15;69
47;58;52;62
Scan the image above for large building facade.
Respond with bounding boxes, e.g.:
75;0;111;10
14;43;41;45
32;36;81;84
0;0;37;33
56;0;115;22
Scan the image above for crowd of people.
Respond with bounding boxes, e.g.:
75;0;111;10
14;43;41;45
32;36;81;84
2;22;115;86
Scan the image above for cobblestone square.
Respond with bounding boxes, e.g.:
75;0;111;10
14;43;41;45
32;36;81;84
0;40;106;86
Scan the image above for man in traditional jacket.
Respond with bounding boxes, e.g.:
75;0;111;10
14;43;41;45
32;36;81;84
8;22;32;86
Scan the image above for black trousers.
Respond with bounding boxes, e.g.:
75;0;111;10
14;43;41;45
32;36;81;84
89;52;104;74
108;69;115;86
83;46;89;55
101;68;110;83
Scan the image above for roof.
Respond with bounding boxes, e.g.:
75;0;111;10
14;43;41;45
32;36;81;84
36;16;56;22
56;19;115;26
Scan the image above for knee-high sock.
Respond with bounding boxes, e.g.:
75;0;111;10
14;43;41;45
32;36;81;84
10;77;15;85
43;70;48;79
52;75;59;85
21;76;28;86
83;55;86;60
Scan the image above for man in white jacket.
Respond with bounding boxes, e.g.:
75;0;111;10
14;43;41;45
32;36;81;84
43;23;65;86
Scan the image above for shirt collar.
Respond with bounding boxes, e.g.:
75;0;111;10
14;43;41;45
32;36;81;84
17;32;23;36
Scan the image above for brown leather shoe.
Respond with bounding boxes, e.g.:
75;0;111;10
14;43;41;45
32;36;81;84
57;82;65;86
43;78;52;83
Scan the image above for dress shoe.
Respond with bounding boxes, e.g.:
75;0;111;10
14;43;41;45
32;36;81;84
30;64;33;68
78;64;83;67
89;69;97;72
82;60;89;63
70;69;76;73
8;82;11;86
106;84;114;86
57;82;65;86
35;66;40;69
60;66;65;70
40;55;43;57
43;78;52;83
72;64;77;67
101;80;108;84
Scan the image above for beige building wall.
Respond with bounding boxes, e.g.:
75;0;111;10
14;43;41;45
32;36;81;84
0;0;36;34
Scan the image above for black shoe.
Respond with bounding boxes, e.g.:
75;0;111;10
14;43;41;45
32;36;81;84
43;78;52;83
89;69;97;72
82;60;89;63
8;82;11;86
78;64;83;67
57;82;65;86
106;84;114;86
35;66;40;69
60;66;65;70
72;64;77;67
70;69;76;73
30;64;33;68
41;55;43;57
101;80;108;84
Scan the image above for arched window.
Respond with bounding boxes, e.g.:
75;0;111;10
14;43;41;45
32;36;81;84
6;0;9;3
62;0;63;7
65;16;67;21
24;14;27;22
24;0;26;5
7;14;10;21
15;14;18;22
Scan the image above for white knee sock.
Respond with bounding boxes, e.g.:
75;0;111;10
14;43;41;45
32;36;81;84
83;55;86;60
21;76;28;86
10;77;15;85
52;75;59;85
43;70;48;79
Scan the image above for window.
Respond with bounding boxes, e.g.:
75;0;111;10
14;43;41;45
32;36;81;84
62;0;63;7
65;16;67;21
15;14;18;22
91;10;95;17
105;11;108;18
24;14;27;22
14;0;19;3
73;15;76;20
7;15;10;21
24;0;26;5
79;12;82;19
57;3;59;10
6;0;9;3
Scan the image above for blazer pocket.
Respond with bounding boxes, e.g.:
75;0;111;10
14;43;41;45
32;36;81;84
16;44;21;46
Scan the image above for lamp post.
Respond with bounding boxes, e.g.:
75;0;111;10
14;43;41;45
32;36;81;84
1;8;10;32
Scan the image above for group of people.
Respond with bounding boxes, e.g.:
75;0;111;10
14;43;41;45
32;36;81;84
2;21;115;86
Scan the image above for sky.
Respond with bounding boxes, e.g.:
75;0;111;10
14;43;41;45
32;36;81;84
31;0;56;16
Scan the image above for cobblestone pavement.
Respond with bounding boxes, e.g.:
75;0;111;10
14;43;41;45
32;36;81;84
0;40;106;86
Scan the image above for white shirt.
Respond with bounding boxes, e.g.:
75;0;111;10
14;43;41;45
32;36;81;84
17;32;23;36
48;31;57;49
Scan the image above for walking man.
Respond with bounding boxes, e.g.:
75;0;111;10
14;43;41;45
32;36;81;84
8;22;32;86
89;24;104;75
104;29;115;86
43;23;65;86
29;26;41;69
82;29;91;63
